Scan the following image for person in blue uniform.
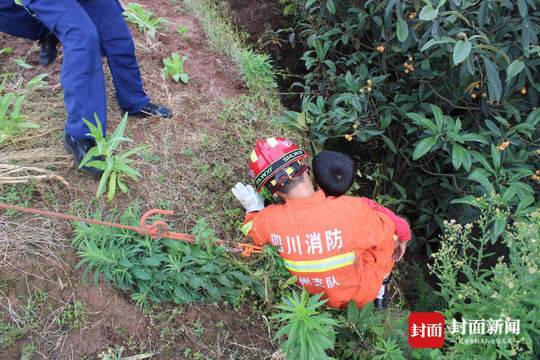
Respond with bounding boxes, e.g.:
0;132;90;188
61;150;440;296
0;0;171;176
0;0;58;65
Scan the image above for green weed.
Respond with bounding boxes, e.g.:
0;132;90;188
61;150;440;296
98;346;124;360
176;25;189;36
72;207;264;307
162;52;189;83
272;290;338;360
12;58;32;69
239;50;277;92
55;300;85;329
183;348;204;360
334;302;408;359
20;343;36;360
0;183;34;215
0;290;47;349
193;319;204;337
0;319;23;348
429;199;540;357
0;83;39;143
410;263;445;312
80;113;143;202
140;147;161;163
0;47;13;55
25;73;48;90
123;3;167;38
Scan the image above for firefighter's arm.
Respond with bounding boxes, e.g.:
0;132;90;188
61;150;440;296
241;211;269;247
361;198;412;242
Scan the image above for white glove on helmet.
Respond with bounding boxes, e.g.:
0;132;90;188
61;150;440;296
231;182;265;213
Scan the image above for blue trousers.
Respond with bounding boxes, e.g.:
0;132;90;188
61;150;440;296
0;0;150;140
0;2;47;40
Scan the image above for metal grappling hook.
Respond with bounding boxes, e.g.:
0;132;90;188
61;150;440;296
0;203;263;257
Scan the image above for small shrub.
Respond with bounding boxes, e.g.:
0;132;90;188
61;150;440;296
123;3;167;38
272;290;338;360
80;113;142;202
429;197;540;357
239;50;278;93
334;302;409;359
162;52;189;83
72;208;264;307
276;0;540;244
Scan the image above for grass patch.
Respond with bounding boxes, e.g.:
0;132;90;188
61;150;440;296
180;0;278;94
0;319;24;348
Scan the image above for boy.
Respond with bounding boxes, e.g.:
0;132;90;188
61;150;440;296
232;138;411;309
312;150;356;197
312;150;410;307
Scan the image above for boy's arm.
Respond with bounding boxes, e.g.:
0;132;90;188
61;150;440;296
360;198;412;242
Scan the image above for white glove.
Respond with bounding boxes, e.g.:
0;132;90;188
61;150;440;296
231;182;264;213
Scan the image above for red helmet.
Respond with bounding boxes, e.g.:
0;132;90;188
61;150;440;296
249;137;309;193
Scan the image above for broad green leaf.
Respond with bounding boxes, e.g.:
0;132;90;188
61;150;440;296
468;168;495;194
450;195;479;207
430;104;444;130
470;151;495;174
326;0;336;14
381;135;397;154
421;37;455;52
453;41;472;65
461;133;488;144
452;144;468;170
491;216;507;243
406;112;438;133
517;0;528;18
483;56;502;103
412;136;437;160
396;20;408;42
491;144;501;170
419;4;438;21
506;60;525;80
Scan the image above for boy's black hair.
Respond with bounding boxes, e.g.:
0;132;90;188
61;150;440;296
312;150;355;197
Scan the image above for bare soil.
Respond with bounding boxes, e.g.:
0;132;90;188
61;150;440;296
1;0;282;358
219;0;286;44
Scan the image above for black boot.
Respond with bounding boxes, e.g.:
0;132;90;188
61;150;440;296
133;102;172;118
64;134;104;177
374;273;392;311
38;33;59;67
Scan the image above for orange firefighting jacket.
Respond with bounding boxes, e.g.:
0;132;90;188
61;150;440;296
243;191;411;308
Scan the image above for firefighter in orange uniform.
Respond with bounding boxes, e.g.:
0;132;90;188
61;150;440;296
231;138;411;309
